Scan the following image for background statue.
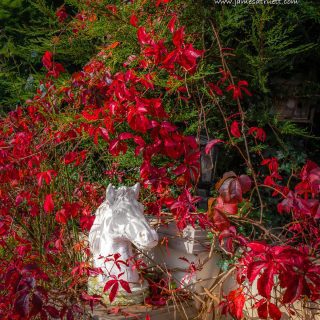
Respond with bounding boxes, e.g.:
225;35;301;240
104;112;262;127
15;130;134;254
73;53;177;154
88;183;158;305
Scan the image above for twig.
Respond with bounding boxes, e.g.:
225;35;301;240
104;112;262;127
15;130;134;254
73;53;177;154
210;20;265;223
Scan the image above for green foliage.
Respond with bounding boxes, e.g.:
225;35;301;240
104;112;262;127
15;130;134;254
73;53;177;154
0;0;24;20
0;0;61;111
212;3;319;94
0;0;319;173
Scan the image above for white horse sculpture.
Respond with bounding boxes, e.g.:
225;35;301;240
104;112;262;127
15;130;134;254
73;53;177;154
88;183;158;304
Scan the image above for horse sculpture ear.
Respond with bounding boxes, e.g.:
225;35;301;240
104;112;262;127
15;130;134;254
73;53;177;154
106;184;116;205
131;182;140;199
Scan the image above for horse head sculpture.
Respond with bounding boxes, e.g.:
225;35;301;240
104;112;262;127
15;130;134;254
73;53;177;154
88;183;158;296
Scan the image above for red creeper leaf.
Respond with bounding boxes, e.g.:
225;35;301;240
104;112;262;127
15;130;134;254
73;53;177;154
257;266;275;299
14;290;30;317
103;279;117;293
119;280;131;293
168;15;177;33
137;27;152;45
257;301;268;319
231;121;241;138
269;303;282;320
205;139;224;155
44;194;54;213
130;14;138;27
109;282;119;303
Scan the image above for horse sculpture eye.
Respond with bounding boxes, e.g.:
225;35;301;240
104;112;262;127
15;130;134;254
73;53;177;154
138;231;145;238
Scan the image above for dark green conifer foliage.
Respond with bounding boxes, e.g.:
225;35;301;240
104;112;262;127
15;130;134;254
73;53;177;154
0;0;62;112
0;0;319;162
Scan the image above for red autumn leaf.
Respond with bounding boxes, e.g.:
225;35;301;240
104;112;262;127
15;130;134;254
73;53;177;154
228;289;245;320
109;282;119;303
42;51;65;78
261;157;279;173
127;107;150;133
218;67;230;84
103;279;117;293
231;121;241;138
30;293;43;317
159;121;177;134
217;172;252;203
247;241;268;253
257;265;275;298
173;27;184;48
109;139;128;156
82;109;102;121
14;289;30;317
99;127;109;142
208;200;230;231
162;50;178;69
205;139;224;155
118;132;134;140
137;27;152;45
56;6;68;23
168;15;177;33
55;209;68;224
44;306;60;318
208;197;238;231
44;194;54;213
300;160;318;178
42;51;53;70
257;301;282;320
119;280;131;293
208;82;223;96
282;275;303;304
106;5;117;14
220;202;238;215
163;137;183;159
16;244;31;256
218;226;247;253
133;135;145;146
66;309;74;320
49;65;65;78
248;127;266;142
238;175;252;194
0;218;11;236
80;215;95;231
37;170;57;187
64;151;87;166
229;179;243;203
172;164;187;176
226;80;252;100
268;303;282;320
257;301;268;319
129;14;138;27
178;44;203;72
156;0;171;6
247;261;267;283
309;167;320;193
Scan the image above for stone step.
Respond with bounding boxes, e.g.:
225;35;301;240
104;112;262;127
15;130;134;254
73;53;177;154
89;303;198;320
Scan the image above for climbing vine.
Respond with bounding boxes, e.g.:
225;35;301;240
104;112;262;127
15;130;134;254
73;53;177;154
0;1;319;319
